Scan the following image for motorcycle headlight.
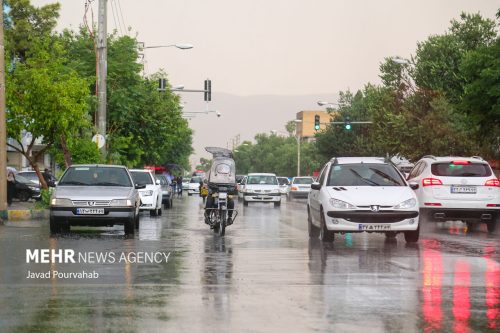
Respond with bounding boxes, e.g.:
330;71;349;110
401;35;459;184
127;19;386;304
110;199;133;207
330;198;355;209
394;198;416;209
140;190;153;197
50;198;72;207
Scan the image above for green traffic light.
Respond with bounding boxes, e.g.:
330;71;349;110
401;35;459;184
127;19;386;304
345;123;352;130
314;125;320;130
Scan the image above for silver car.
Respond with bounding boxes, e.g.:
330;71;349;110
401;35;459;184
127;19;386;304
49;164;143;235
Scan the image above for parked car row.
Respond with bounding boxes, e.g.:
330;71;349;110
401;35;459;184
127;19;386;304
307;155;499;244
49;164;179;235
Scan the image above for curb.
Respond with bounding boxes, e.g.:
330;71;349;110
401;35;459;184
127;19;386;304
3;209;49;222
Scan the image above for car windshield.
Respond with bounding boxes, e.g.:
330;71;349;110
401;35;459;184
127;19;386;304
293;177;314;184
431;162;492;177
327;163;405;186
15;175;33;184
191;177;202;183
131;171;154;185
155;175;170;185
277;177;289;185
18;172;38;182
247;175;278;185
59;166;132;187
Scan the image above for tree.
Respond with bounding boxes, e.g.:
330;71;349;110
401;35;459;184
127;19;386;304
6;39;90;188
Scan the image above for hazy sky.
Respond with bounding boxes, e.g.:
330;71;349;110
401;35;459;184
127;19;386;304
31;0;499;167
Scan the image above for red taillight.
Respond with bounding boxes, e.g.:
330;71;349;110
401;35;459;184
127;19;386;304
486;204;500;207
424;203;442;206
422;178;443;186
484;179;500;187
291;187;298;191
451;160;470;165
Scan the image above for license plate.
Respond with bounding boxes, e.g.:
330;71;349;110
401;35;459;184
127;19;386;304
358;224;391;231
76;208;105;215
219;192;228;199
451;186;477;194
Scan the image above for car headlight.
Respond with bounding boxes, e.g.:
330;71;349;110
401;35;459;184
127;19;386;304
29;186;39;191
330;198;355;209
50;198;72;207
394;198;417;209
140;190;153;196
110;199;133;207
245;189;253;194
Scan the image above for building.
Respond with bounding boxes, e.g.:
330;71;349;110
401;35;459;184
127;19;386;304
296;110;335;141
6;132;53;171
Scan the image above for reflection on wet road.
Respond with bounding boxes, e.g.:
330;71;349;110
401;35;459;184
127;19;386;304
0;196;498;332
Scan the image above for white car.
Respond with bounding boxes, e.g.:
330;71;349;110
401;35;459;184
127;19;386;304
241;173;281;207
187;176;202;196
277;177;290;195
308;157;420;243
406;156;499;232
130;169;163;216
288;176;315;199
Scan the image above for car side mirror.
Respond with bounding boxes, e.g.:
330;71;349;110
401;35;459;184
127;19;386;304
135;184;146;189
409;181;419;190
311;182;321;190
156;179;161;185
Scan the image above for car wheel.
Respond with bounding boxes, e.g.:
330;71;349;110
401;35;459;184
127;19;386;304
319;209;334;242
124;217;135;235
18;190;31;202
135;212;140;230
274;201;281;207
404;224;420;243
385;231;397;239
49;216;61;234
150;209;156;217
158;207;162;216
188;193;192;196
243;199;249;206
308;206;319;238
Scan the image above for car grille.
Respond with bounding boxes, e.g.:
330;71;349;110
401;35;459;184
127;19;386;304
254;190;272;193
71;200;111;207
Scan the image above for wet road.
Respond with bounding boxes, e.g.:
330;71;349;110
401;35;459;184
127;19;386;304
0;196;499;332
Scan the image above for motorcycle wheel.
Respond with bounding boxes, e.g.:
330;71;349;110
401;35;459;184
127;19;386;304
218;210;226;236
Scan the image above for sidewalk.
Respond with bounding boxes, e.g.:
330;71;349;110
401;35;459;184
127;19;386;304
1;199;49;222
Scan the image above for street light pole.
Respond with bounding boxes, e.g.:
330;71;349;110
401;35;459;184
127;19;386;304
97;0;108;157
0;4;7;214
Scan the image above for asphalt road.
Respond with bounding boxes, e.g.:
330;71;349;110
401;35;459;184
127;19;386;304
0;195;498;332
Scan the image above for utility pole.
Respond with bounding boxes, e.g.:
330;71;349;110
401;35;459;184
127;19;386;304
97;0;107;157
0;2;7;215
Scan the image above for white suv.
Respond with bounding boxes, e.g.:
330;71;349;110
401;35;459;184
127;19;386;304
130;169;163;216
308;157;420;243
241;173;281;207
406;156;499;232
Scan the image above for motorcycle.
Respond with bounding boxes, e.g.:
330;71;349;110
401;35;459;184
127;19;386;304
204;147;238;236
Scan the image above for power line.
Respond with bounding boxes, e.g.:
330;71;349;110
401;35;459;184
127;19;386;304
116;0;128;35
109;0;121;35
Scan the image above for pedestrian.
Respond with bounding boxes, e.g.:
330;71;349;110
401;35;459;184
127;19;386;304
42;168;56;187
171;176;177;195
177;176;183;197
7;170;16;206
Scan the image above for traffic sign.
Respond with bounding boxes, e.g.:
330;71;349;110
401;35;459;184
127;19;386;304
92;134;106;149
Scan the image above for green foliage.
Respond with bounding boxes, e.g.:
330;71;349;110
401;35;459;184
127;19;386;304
35;188;53;209
234;135;323;176
51;138;102;166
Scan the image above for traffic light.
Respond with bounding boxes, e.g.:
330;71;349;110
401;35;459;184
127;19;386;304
344;117;352;130
204;79;211;101
314;115;320;130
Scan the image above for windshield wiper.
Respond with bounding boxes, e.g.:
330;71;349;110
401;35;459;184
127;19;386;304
93;182;128;187
349;169;379;186
59;181;88;186
369;168;401;185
